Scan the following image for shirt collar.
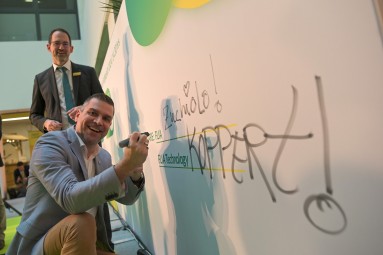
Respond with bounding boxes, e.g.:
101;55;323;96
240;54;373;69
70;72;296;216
53;61;71;72
74;132;100;160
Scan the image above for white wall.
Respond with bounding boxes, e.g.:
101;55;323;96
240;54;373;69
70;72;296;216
100;1;383;254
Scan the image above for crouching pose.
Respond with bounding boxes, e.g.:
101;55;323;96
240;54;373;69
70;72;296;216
8;93;149;255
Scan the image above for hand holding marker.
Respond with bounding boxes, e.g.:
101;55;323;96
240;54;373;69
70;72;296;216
119;132;150;148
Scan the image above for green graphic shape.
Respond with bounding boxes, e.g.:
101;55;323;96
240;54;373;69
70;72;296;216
125;0;172;46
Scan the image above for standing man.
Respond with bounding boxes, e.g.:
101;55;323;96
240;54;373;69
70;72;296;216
8;93;148;255
30;27;104;133
14;161;29;186
0;114;5;250
13;161;30;197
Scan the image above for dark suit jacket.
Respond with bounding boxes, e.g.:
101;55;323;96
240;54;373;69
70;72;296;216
30;62;104;133
14;165;30;184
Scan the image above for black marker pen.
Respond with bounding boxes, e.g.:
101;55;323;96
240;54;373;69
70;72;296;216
118;132;150;148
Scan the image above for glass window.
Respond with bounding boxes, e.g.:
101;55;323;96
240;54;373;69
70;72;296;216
40;14;80;40
0;0;33;9
38;0;77;10
0;14;37;41
0;0;79;42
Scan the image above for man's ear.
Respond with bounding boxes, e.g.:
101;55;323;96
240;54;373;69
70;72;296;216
74;108;81;122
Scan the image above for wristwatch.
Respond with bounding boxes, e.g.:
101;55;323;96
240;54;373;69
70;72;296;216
131;172;145;188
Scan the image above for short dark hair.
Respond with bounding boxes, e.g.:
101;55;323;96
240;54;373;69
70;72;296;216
17;161;24;166
82;93;114;113
48;28;72;45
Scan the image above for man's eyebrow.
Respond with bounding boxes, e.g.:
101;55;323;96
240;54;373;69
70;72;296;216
52;40;69;43
104;113;113;120
88;107;113;119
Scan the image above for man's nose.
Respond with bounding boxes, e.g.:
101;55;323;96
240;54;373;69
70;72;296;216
94;116;103;125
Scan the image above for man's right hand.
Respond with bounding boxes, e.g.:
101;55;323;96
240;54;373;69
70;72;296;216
114;132;149;183
44;119;63;132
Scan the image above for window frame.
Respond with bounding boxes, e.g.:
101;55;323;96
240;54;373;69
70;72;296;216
0;0;80;42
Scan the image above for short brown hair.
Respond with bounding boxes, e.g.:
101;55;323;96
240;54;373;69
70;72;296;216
48;28;72;45
82;93;114;114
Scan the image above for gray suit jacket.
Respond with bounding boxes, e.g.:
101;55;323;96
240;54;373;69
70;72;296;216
29;62;104;133
7;127;144;255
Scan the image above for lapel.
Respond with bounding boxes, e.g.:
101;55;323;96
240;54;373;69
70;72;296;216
66;127;88;180
94;154;103;175
71;62;80;104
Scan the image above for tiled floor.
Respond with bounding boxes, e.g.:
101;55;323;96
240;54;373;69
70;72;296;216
109;204;142;255
5;197;148;255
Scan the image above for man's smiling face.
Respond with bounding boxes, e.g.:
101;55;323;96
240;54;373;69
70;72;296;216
47;30;73;66
75;98;114;147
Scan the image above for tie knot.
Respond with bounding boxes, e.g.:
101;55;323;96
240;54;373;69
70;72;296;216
58;66;67;72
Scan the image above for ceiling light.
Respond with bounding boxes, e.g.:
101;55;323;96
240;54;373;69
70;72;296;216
2;117;29;122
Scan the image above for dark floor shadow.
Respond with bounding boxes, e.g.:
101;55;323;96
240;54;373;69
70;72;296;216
159;98;235;255
121;31;154;252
